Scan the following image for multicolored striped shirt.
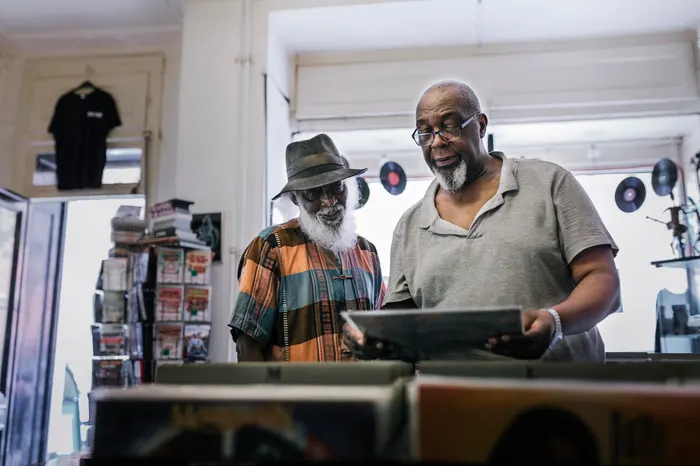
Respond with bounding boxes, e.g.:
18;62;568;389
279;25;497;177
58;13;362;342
229;219;386;362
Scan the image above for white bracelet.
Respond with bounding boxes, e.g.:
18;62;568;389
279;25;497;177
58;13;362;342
545;308;563;348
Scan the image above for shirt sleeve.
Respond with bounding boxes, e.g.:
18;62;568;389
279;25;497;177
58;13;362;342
103;92;122;132
228;235;280;346
553;169;619;264
367;241;387;308
383;226;412;306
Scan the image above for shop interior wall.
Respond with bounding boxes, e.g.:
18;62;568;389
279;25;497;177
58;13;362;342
0;43;181;201
2;0;700;360
0;48;24;191
293;30;700;206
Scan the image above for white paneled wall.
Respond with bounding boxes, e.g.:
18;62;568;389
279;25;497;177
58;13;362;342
295;39;700;125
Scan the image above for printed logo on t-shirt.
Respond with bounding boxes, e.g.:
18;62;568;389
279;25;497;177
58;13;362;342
87;111;104;119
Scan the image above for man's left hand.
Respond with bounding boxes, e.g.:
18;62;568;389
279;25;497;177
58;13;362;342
486;309;556;360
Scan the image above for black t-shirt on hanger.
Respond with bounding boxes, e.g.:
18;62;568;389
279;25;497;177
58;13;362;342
48;86;122;190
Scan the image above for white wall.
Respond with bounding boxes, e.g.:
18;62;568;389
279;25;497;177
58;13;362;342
682;121;700;202
0;50;24;191
294;33;700;127
0;44;180;197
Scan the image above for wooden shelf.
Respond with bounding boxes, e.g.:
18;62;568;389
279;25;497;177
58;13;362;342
136;236;210;251
651;256;700;270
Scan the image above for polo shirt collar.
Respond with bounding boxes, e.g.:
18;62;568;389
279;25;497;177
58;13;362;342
418;151;519;229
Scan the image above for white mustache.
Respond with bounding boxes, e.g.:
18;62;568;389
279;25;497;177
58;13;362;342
317;205;344;218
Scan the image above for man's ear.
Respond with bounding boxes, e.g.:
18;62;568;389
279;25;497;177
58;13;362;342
478;113;489;139
289;193;298;206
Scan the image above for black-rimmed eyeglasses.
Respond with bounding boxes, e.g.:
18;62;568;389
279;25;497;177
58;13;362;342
412;113;479;147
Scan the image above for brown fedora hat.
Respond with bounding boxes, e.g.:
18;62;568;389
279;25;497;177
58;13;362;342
272;134;367;200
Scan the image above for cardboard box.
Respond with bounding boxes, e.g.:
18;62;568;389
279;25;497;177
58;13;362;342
411;376;700;464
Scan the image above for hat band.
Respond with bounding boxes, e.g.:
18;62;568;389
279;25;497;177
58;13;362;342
287;152;344;177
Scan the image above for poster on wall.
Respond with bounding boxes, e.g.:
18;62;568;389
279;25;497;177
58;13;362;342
191;213;222;263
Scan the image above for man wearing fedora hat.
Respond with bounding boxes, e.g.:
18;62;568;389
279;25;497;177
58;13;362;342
229;133;386;362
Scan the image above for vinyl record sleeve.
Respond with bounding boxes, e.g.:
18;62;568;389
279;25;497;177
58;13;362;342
341;307;523;359
91;382;404;461
411;376;700;464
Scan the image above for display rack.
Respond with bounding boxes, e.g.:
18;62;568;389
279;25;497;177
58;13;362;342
91;240;213;390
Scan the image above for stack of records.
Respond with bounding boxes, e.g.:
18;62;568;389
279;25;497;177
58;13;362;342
149;199;203;245
110;205;147;258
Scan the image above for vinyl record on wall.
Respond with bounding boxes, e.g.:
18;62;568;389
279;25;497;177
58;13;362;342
379;161;407;196
357;177;370;209
614;176;646;213
651;158;678;197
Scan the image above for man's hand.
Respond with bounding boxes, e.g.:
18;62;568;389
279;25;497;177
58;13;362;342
486;309;556;360
342;322;385;360
342;322;418;362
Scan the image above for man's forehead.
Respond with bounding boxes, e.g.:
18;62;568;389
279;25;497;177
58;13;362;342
416;88;466;120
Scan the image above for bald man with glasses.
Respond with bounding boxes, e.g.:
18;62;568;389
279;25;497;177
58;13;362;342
346;80;621;363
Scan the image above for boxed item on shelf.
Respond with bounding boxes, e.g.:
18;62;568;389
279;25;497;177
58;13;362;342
92;359;129;389
183;324;210;362
155;322;184;360
183;286;211;321
184;249;211;285
91;380;405;461
410;375;700;465
155;285;184;321
156;247;185;284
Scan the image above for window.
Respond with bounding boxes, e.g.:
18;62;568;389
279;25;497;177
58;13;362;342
33;146;143;187
575;172;686;352
354;178;432;280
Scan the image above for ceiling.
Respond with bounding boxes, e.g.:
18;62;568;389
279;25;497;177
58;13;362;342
271;0;700;52
0;0;182;38
0;0;696;53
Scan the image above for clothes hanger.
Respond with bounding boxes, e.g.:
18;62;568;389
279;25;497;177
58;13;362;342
74;65;97;96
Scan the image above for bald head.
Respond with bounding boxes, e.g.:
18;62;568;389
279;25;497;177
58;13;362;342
418;80;481;116
414;80;489;193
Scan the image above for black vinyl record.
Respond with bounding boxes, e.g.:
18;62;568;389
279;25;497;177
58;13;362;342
379;161;407;196
651;158;678;197
357;177;370;209
615;176;646;213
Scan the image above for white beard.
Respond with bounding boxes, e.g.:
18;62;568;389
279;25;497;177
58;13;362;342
434;158;468;193
297;177;360;253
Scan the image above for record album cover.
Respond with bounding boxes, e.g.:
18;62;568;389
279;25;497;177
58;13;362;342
183;286;210;322
157;248;185;284
183;324;210;362
412;376;700;465
156;286;184;322
155;323;184;360
92;383;401;461
342;307;523;359
184;250;211;285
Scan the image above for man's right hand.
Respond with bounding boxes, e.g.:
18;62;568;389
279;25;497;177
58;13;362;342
342;322;418;362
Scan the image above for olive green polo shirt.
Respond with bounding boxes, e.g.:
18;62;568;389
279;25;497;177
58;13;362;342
385;152;618;362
